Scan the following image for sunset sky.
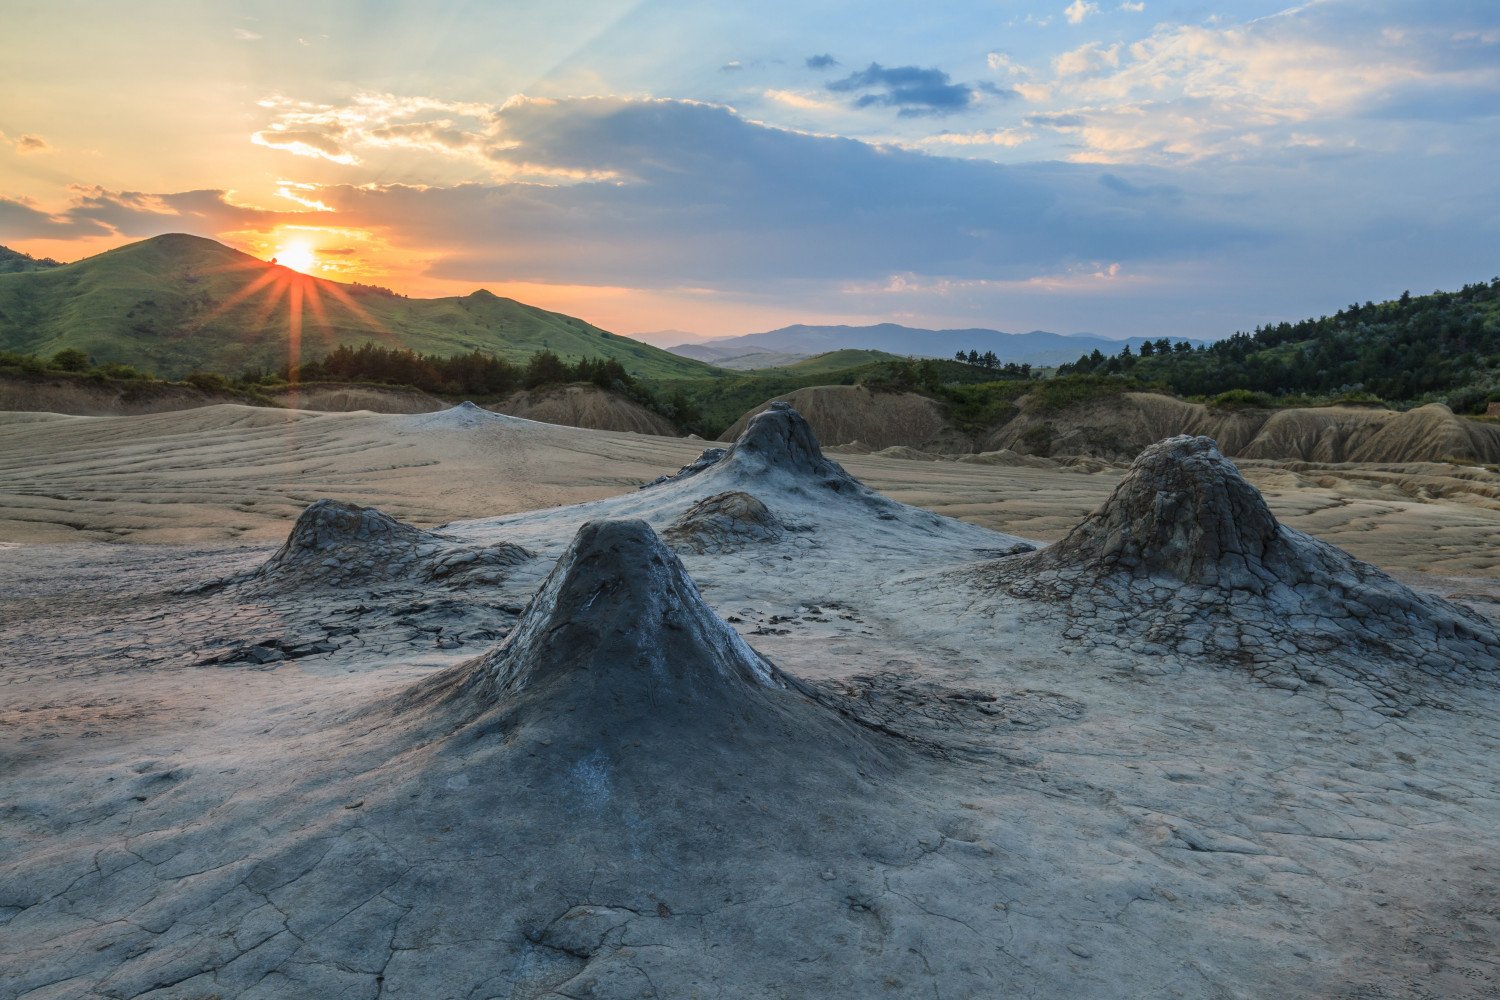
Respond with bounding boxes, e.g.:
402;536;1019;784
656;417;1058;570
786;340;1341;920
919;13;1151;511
2;0;1497;341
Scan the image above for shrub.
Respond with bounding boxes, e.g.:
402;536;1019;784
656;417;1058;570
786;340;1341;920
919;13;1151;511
1207;388;1274;410
1444;385;1490;414
95;362;146;380
184;371;230;393
1026;374;1156;413
50;348;90;372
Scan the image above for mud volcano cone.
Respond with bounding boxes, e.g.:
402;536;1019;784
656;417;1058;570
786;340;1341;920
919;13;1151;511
245;498;531;590
451;518;794;711
1000;436;1500;704
1031;435;1282;590
716;400;854;480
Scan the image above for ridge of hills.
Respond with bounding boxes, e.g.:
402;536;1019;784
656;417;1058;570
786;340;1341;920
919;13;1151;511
669;322;1208;368
0;234;717;380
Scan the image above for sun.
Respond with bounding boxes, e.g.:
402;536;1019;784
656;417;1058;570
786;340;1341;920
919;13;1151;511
274;241;317;274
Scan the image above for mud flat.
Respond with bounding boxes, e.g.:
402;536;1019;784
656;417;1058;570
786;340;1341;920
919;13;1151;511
1;405;1498;997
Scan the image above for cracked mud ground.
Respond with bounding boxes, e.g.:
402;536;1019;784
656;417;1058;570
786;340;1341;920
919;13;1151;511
2;405;1499;999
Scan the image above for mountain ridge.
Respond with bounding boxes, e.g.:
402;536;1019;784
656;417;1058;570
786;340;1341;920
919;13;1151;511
670;322;1207;368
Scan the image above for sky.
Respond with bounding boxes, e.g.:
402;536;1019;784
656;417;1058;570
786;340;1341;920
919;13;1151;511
1;1;1497;342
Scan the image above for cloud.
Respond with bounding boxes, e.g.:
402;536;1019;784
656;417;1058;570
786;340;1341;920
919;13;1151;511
65;187;309;236
12;133;52;154
986;52;1029;76
1025;112;1086;128
250;96;1245;291
1054;41;1121;77
0;186;316;242
920;129;1033;148
0;196;111;238
1098;173;1180;199
763;89;840;112
826;63;999;117
720;60;743;72
805;54;838;70
1064;1;1099;25
1028;2;1500;164
233;28;262;41
251;127;358;164
1119;1;1145;11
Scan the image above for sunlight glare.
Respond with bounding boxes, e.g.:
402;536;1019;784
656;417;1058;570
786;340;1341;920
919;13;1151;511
275;241;317;274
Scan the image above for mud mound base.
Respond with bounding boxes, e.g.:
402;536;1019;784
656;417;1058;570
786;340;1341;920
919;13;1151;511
665;491;785;553
238;499;532;591
990;436;1500;709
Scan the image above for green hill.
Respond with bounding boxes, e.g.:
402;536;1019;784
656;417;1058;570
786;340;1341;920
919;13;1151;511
763;349;903;375
0;234;718;379
1058;278;1500;411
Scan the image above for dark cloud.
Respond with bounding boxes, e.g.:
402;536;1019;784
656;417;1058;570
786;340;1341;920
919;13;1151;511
62;187;300;236
309;97;1248;288
1099;173;1182;200
805;54;838;70
0;187;311;241
0;197;110;238
1025;113;1086;128
826;63;981;117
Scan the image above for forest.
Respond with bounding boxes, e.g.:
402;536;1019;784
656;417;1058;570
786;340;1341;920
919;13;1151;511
1056;278;1500;412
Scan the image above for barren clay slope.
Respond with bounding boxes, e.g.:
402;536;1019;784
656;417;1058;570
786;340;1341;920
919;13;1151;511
721;385;969;451
491;382;678;436
267;383;447;413
0;372;263;416
991;392;1500;464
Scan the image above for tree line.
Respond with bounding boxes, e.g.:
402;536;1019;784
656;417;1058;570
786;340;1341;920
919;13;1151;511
953;349;1033;378
1056;279;1500;411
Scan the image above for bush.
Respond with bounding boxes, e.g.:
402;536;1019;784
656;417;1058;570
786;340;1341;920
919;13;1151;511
1444;385;1490;414
941;381;1028;431
1207;388;1274;409
1327;390;1387;408
1026;374;1157;413
184;371;230;393
50;348;90;372
95;362;147;380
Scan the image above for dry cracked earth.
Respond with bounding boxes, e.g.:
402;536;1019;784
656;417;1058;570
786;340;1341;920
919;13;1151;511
2;403;1498;1000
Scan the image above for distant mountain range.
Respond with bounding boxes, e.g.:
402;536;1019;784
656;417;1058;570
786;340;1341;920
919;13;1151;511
670;323;1207;368
0;234;714;379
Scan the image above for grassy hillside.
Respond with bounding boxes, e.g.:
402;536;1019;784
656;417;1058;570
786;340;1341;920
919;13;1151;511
1058;278;1500;411
0;234;718;379
761;349;903;374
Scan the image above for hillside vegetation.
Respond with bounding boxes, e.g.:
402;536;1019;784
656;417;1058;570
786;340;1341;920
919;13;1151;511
0;246;62;274
0;234;716;380
1058;278;1500;411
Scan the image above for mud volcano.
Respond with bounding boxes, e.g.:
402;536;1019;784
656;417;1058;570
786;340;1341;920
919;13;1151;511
995;435;1500;707
642;401;967;542
237;498;533;591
